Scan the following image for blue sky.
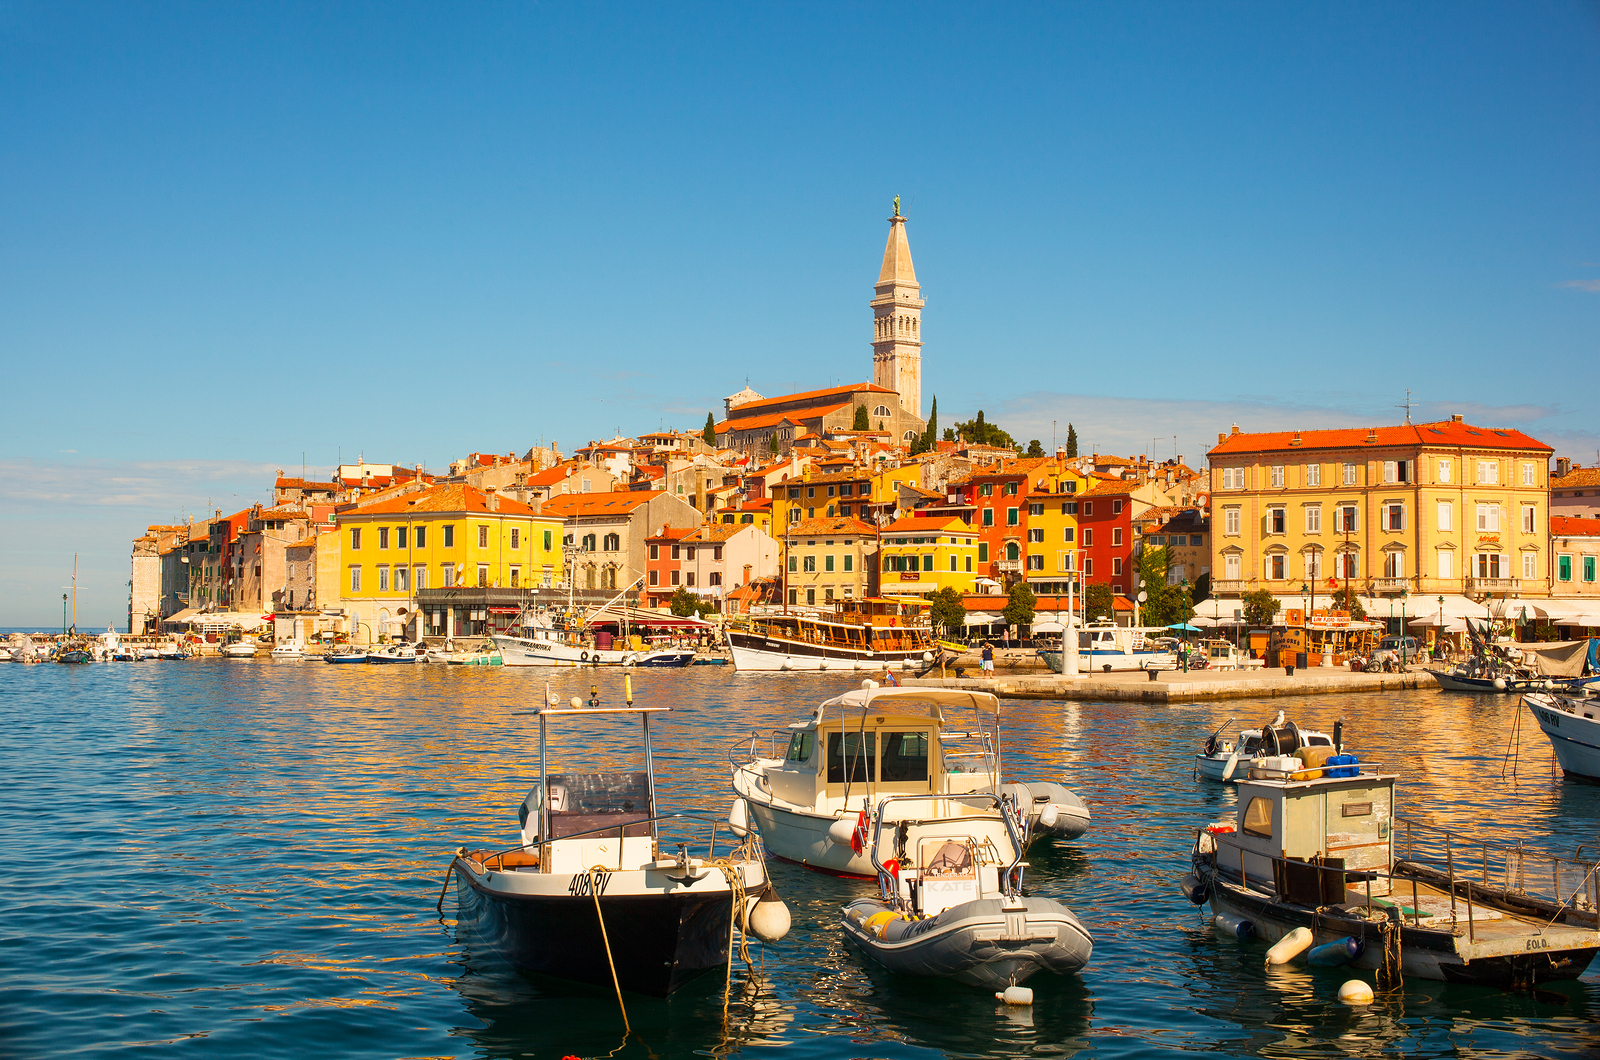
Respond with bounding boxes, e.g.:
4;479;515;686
2;1;1596;627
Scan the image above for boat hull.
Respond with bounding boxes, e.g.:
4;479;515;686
743;796;874;877
725;629;929;673
1040;649;1175;673
491;635;685;667
324;653;369;664
1424;668;1563;694
841;896;1092;988
1526;694;1600;782
1195;754;1242;783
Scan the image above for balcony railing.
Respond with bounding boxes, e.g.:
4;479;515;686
1465;577;1521;595
1211;580;1248;593
997;559;1022;573
1370;577;1411;593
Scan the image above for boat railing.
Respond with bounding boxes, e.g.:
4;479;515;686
869;792;1028;904
1392;816;1600;920
472;812;763;874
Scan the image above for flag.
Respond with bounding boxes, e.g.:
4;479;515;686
849;806;869;854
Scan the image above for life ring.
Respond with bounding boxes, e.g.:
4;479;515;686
580;650;590;662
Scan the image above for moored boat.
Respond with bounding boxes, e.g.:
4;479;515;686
220;638;259;658
445;645;503;666
269;639;307;659
445;686;787;996
368;643;426;663
1524;691;1600;782
725;598;937;672
323;647;370;664
730;684;1089;878
1038;620;1177;673
1195;712;1337;782
840;792;1093;989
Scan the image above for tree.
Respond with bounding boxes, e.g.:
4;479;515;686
768;433;780;456
928;586;966;634
911;395;939;456
942;427;956;442
1083;583;1114;623
950;409;1017;450
1241;588;1281;629
669;586;699;617
1191;572;1211;605
1134;546;1194;628
1065;423;1079;458
1328;587;1366;621
1002;582;1036;629
853;404;869;430
702;413;716;446
1026;439;1044;457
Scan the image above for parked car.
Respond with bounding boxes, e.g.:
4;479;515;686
1370;634;1419;669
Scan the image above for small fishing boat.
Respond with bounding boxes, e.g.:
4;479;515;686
270;639;306;659
1187;730;1600;985
323;647;370;664
1524;691;1600;782
137;646;161;661
156;641;190;660
55;647;94;664
368;643;426;663
1195;712;1337;782
445;645;503;666
729;684;1089;878
840;792;1093;989
1038;620;1176;673
220;638;259;658
446;683;788;996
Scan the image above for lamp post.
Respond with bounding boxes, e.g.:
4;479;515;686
1437;594;1445;660
1399;588;1409;667
62;593;68;636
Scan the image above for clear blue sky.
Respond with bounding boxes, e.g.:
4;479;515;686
2;1;1596;627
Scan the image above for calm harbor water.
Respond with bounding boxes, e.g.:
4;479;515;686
2;661;1597;1059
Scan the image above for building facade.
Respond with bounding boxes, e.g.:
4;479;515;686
877;516;980;598
872;199;923;420
782;517;877;607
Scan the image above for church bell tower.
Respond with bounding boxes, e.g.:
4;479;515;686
871;198;923;419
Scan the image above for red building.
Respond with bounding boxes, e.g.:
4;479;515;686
643;526;696;609
1077;482;1135;596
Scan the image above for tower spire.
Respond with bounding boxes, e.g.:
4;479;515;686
871;201;924;419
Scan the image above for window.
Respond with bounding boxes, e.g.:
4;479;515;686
1438;459;1452;484
686;572;696;587
710;572;722;586
443;565;455;587
788;554;797;572
1005;542;1019;562
1268;508;1285;534
1062;501;1077;515
1523;552;1537;580
670;569;680;586
714;547;722;561
1225;553;1241;580
1083;529;1094;546
415;526;426;548
1383;460;1410;484
1027;555;1044;570
806;588;816;605
1522;462;1537;486
979;483;993;497
803;556;816;573
584;534;599;553
1437;502;1452;531
1305;463;1320;487
396;527;407;549
1558;554;1573;581
508;567;519;588
1006;508;1019;526
415;565;426;590
1522;506;1536;534
350;528;362;550
978;543;989;562
603;533;620;551
873;404;892;418
349;566;361;592
1475;553;1505;579
649;570;659;587
477;525;489;548
982;509;994;527
1384;552;1405;578
965;556;973;572
1242;797;1274;838
1029;503;1044;516
509;528;519;550
824;555;835;572
1305;506;1321;533
477;565;488;587
1271;465;1285;488
378;566;389;591
443;525;454;548
1063;527;1076;542
1304;551;1323;580
1384;504;1405;531
844;555;854;572
1112;528;1123;546
1225;508;1241;536
543;530;552;551
1266;554;1285;580
1084;502;1094;516
1085;558;1094;575
1336;551;1357;579
1112;557;1122;575
1342;462;1357;486
378;527;389;549
806;487;815;499
1221;467;1245;490
1004;482;1019;496
1027;528;1044;543
1336;505;1359;533
649;544;659;560
394;566;409;591
1476;504;1501;532
1477;460;1498;485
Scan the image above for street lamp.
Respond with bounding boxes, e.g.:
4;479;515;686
1399;588;1409;667
1436;594;1445;660
62;593;68;636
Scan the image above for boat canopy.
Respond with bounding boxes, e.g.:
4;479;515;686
816;685;1000;725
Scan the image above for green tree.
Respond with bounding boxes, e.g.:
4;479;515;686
1002;582;1037;629
768;433;780;456
1135;546;1194;627
1328;587;1366;621
1026;439;1044;457
927;585;966;633
1241;588;1281;629
1065;423;1079;458
911;395;939;456
1082;583;1114;623
951;410;1017;450
942;427;956;442
1191;571;1211;605
669;586;699;617
702;413;717;446
853;404;869;430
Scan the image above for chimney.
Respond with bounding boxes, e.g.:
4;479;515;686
1230;424;1240;435
1451;414;1463;423
1365;429;1378;444
1556;457;1571;478
1217;432;1226;445
485;486;498;511
1290;432;1301;447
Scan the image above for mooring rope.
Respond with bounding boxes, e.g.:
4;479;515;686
589;866;630;1036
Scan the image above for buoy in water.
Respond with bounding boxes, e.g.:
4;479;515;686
1338;979;1375;1005
1214;913;1254;939
748;890;791;942
1308;935;1363;966
1265;926;1314;965
995;985;1033;1005
1179;872;1208;904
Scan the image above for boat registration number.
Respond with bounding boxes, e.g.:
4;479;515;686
1525;937;1550;951
568;873;612;897
1537;710;1559;728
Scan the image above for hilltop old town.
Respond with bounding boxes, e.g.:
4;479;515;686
126;204;1600;650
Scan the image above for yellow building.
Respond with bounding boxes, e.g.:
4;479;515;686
782;517;876;607
332;483;564;640
877;516;980;597
1207;418;1552;612
1023;464;1089;594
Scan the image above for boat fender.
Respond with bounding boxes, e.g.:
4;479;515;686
1338;979;1375;1005
1039;803;1059;831
1214;913;1253;939
1493;677;1506;690
1180;872;1209;904
727;797;750;838
863;910;901;939
580;650;590;662
995;985;1034;1006
826;818;858;846
1265;926;1314;965
1308;936;1364;967
748;890;791;942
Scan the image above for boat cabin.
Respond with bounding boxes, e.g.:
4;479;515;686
1220;769;1398;900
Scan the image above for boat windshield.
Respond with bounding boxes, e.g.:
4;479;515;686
543;771;653;839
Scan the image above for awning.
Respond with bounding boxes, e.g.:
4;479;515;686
1526;600;1591;621
163;608;202;625
185;611;270;630
586;605;714;629
964;612;1003;626
1031;620;1065;634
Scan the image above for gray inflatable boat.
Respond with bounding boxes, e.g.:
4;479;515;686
838;792;1093;989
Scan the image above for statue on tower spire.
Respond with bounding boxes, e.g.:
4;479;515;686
893;195;900;217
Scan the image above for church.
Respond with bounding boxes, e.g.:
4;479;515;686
715;201;929;455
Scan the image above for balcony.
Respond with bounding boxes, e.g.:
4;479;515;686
1466;577;1521;596
997;559;1022;574
1210;580;1249;594
1370;578;1411;593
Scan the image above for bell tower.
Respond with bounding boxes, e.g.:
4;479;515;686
871;197;923;418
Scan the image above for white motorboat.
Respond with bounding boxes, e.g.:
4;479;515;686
446;686;787;996
725;597;938;672
220;638;259;658
1187;740;1600;986
1195;712;1338;782
841;792;1093;989
1525;691;1600;782
137;646;161;660
270;639;307;659
729;684;1089;878
368;643;426;663
1038;620;1177;673
444;645;503;666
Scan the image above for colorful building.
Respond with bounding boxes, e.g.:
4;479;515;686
1077;482;1136;596
781;517;877;607
877;516;980;598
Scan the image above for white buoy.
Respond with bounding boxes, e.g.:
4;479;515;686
1265;926;1314;965
995;985;1033;1005
569;695;584;708
1493;677;1507;690
748;891;791;942
1338;979;1375;1005
861;679;879;689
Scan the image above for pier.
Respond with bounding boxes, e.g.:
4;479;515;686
903;667;1437;702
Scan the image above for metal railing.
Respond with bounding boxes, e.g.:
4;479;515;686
1394;816;1599;921
464;811;760;875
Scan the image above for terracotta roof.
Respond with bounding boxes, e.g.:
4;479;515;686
347;483;543;517
1552;516;1600;537
1553;465;1600;491
1079;480;1132;498
645;525;698;543
786;517;877;536
525;462;594;487
685;525;743;543
541;490;664;519
719;383;893;418
275;477;339;491
719;402;852;432
881;515;973;535
1209;420;1552;456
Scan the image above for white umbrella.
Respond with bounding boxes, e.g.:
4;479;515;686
1031;619;1065;634
1191;615;1219;628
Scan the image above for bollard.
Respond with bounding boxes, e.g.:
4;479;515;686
1285;666;1295;677
1148;668;1159;682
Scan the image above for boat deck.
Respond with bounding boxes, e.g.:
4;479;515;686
1342;876;1600;957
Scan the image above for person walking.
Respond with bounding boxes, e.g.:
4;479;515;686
981;642;994;674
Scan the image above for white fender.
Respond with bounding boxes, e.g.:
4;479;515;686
727;797;750;838
747;890;791;942
1266;926;1314;965
826;817;857;846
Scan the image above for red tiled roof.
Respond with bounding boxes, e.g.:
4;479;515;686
646;525;698;543
881;515;973;535
275;477;339;491
1552;516;1600;537
720;402;852;432
786;517;877;536
719;383;892;417
541;491;664;518
1209;420;1551;456
349;483;542;517
1553;466;1600;490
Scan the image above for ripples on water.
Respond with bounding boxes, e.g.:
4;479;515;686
1;663;1597;1059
